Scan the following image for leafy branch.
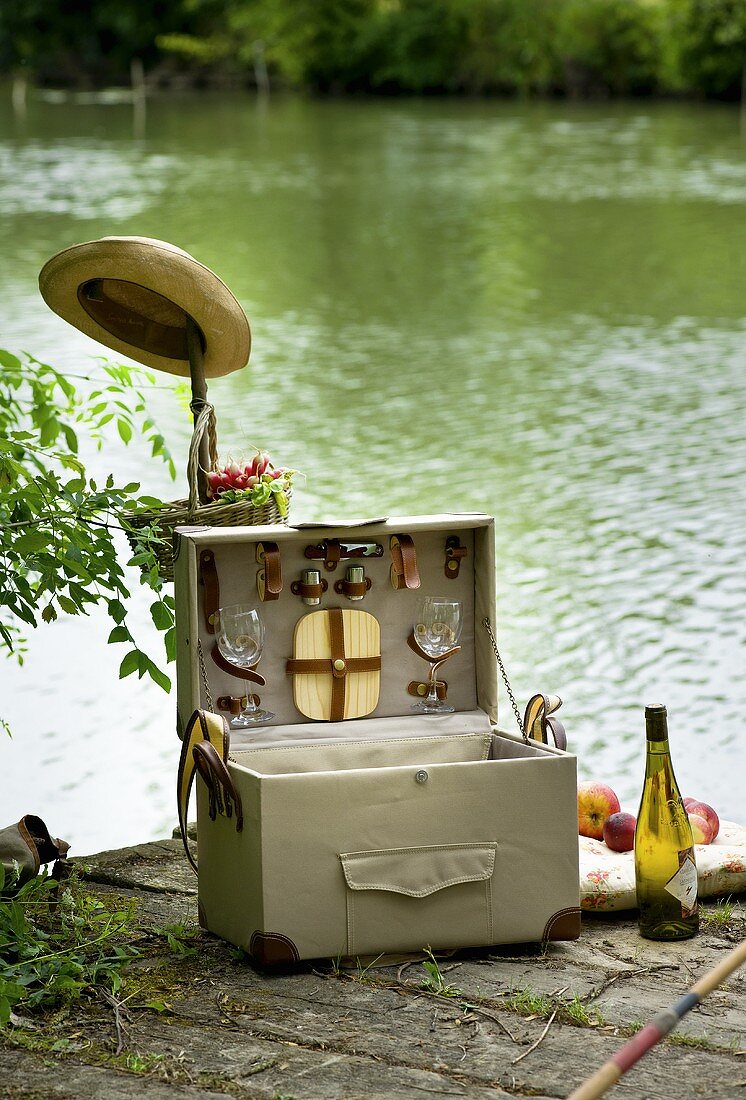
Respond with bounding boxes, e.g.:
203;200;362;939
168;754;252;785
0;862;139;1025
0;349;179;712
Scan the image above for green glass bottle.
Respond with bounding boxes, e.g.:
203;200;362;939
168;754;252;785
635;704;699;940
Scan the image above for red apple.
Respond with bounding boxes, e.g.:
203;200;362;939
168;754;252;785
687;800;719;841
577;781;621;840
603;811;636;852
688;812;713;845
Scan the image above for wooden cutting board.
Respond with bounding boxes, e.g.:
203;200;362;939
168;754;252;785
290;609;381;721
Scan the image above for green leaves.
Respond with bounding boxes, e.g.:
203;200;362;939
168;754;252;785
0;867;140;1024
117;418;133;444
0;349;179;733
118;650;141;679
118;648;172;692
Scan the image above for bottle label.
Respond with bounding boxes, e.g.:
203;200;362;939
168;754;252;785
664;848;698;916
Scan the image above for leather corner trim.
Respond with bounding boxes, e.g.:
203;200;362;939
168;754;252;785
198;900;208;930
249;930;300;968
542;906;582;942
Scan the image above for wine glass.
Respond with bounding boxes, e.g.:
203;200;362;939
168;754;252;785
411;596;463;714
215;604;274;727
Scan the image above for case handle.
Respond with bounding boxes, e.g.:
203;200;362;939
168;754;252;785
523;694;566;751
193;741;244;831
177;709;241;875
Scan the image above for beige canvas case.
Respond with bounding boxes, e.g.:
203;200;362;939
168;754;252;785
174;515;580;965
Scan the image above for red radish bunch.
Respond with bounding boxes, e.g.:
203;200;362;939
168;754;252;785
206;452;286;501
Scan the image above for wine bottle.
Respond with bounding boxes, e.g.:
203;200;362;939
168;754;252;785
635;704;699;940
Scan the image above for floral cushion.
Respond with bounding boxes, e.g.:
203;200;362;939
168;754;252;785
580;820;746;912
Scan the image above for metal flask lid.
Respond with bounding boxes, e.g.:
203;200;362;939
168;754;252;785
347;565;365;600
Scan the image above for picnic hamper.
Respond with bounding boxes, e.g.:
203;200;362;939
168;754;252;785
174;514;581;965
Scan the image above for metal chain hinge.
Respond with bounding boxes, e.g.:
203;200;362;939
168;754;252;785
197;637;215;713
482;617;524;738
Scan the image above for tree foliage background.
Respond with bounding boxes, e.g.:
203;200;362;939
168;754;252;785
0;0;745;100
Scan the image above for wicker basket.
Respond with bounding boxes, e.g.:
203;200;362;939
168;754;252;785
123;404;291;581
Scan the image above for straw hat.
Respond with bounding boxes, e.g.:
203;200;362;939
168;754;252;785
38;236;251;378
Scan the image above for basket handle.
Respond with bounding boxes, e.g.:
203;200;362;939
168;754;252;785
187;403;219;515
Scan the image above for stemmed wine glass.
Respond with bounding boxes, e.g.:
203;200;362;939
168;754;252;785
215;604;274;727
411;596;463;714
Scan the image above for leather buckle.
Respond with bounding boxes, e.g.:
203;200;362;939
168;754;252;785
444;536;467;579
389;534;420;590
256;541;283;601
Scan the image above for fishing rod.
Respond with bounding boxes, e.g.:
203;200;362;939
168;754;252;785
567;936;746;1100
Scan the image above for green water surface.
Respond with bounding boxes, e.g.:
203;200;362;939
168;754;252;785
0;94;744;851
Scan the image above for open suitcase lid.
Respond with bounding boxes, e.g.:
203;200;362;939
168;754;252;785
173;514;498;741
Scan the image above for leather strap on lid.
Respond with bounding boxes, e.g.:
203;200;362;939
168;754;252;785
407;679;448;701
256;541;282;601
217;693;259;714
303;538;343;571
177;709;232;874
390;534;420;590
333;577;372;598
210;644;266;686
291;577;328;599
407;630;461;666
444;535;467;579
199;549;219;634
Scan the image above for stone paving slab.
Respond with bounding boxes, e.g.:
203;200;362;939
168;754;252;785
1;837;744;1099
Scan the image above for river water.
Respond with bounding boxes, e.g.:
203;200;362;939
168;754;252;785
0;94;744;854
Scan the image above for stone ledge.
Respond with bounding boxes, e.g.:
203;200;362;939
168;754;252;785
2;838;744;1099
